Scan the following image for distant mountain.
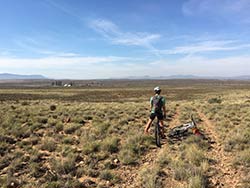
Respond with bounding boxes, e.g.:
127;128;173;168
0;73;48;80
161;75;200;79
120;75;250;80
232;75;250;80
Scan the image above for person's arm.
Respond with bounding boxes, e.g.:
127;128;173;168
163;105;166;118
150;97;153;111
162;97;166;118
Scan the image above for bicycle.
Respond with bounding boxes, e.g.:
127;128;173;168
155;119;162;148
168;115;201;138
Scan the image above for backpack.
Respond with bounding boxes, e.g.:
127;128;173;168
152;95;163;113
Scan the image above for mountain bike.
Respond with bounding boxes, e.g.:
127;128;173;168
168;115;201;138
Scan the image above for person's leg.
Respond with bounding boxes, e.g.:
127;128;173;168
159;120;164;127
144;113;155;133
144;119;153;133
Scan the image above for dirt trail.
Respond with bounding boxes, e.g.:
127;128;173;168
116;107;181;188
168;107;181;129
134;107;182;188
197;110;242;188
162;107;187;188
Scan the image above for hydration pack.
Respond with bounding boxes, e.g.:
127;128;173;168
152;95;163;112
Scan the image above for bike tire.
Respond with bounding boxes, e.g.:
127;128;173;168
155;121;161;148
168;126;188;138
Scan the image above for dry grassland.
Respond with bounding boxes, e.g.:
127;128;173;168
0;80;249;188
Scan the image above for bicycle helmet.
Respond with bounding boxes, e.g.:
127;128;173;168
154;86;161;93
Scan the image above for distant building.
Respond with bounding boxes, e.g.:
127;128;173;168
64;83;72;87
52;81;73;87
52;80;63;86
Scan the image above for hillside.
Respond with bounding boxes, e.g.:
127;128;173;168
0;73;47;80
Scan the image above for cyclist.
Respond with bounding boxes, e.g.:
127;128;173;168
144;86;166;138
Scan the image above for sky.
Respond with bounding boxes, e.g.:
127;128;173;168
0;0;250;79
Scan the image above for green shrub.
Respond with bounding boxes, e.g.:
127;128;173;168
118;148;137;165
21;101;29;106
0;141;10;156
185;145;206;166
234;149;250;167
101;137;119;153
12;126;31;139
93;121;110;136
64;179;84;188
54;123;64;133
48;118;57;127
64;123;81;134
185;136;209;151
139;166;163;188
118;133;150;165
99;170;114;181
51;155;76;175
208;97;222;104
75;167;85;178
50;105;57;111
156;148;171;168
44;181;62;188
41;138;57;152
38;117;48;124
173;161;190;181
82;141;100;155
104;160;117;169
188;175;206;188
63;137;75;145
30;162;46;178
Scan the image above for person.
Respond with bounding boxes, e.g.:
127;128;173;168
144;86;166;138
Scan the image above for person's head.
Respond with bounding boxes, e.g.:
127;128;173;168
154;86;161;94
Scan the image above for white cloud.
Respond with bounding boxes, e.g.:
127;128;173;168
147;55;250;77
0;55;133;67
89;19;160;51
1;53;250;79
158;40;250;55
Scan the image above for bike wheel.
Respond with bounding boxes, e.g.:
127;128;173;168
168;126;188;138
155;121;161;148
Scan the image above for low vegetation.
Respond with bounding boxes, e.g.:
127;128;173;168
0;80;249;187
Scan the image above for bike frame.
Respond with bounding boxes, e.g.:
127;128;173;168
168;115;198;138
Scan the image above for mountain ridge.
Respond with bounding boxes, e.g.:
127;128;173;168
1;73;250;80
120;75;250;80
0;73;48;80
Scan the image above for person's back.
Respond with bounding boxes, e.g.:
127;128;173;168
150;94;165;114
144;86;166;137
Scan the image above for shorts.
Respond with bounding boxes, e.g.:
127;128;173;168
150;112;163;121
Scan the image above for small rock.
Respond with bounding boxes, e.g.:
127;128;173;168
83;179;96;187
7;179;20;188
114;158;119;164
64;117;71;123
79;120;86;125
21;122;28;127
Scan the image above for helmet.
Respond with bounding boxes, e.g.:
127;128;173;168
154;86;161;92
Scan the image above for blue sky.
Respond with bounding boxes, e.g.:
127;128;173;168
1;0;250;79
